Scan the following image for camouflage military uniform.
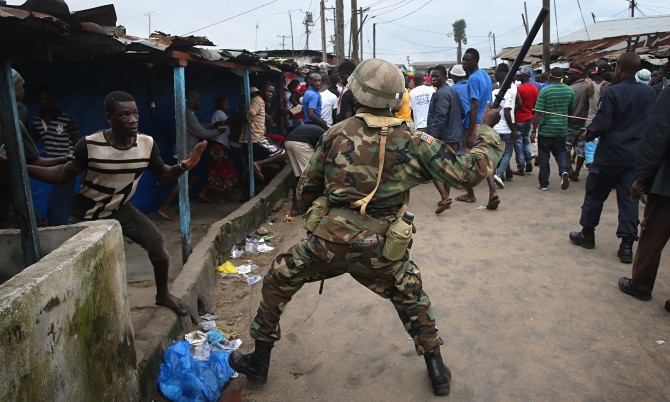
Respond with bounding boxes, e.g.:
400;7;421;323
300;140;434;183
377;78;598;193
249;106;503;355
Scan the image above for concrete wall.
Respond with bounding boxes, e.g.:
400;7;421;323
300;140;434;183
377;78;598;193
0;220;139;402
136;165;294;400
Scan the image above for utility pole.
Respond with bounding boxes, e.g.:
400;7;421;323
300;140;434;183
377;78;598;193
491;32;497;66
335;0;345;63
359;7;369;61
350;0;359;63
277;35;289;50
320;0;328;63
630;0;636;17
289;11;295;58
304;11;314;50
142;11;154;37
542;0;551;72
373;22;376;58
524;2;529;35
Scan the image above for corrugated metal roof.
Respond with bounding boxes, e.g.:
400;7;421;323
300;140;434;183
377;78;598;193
1;4;294;73
560;15;670;43
497;32;670;67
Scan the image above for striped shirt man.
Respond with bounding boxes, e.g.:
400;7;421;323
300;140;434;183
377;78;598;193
30;111;80;157
239;95;266;143
70;130;162;220
535;82;575;138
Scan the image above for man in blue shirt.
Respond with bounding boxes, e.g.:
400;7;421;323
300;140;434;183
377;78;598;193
302;72;328;130
569;52;657;264
457;48;498;210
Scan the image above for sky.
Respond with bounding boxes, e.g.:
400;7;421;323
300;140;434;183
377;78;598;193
7;0;670;67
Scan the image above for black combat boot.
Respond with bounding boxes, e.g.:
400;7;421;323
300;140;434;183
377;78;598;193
424;348;451;396
617;238;634;264
228;340;274;384
569;229;595;249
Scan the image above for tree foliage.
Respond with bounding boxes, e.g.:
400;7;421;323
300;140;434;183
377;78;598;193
452;19;467;61
452;19;467;46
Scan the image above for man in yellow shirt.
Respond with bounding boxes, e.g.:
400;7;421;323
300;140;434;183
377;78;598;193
394;71;415;129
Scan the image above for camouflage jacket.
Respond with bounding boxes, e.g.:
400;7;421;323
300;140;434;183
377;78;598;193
297;107;503;244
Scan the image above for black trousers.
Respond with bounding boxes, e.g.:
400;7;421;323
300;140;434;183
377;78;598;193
579;164;639;239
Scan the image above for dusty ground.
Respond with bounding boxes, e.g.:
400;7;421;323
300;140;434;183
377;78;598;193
218;167;670;401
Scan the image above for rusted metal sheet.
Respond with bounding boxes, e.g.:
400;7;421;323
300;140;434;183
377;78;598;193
498;33;670;66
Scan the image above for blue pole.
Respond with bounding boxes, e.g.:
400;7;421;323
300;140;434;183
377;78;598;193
173;65;192;263
0;62;40;266
243;70;255;199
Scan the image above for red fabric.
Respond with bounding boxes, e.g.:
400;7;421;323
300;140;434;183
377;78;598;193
265;133;285;146
515;83;539;122
205;142;237;193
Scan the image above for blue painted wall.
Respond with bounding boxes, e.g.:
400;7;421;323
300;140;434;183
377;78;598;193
14;60;280;214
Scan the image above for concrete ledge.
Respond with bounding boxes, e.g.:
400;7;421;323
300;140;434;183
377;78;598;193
0;220;139;401
136;165;293;400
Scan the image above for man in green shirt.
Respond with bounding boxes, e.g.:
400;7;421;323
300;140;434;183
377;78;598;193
531;67;575;191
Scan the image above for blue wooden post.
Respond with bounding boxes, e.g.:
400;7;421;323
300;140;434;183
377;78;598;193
0;62;41;266
243;69;255;198
173;65;192;263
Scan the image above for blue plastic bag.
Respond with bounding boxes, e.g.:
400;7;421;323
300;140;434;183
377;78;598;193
157;340;235;402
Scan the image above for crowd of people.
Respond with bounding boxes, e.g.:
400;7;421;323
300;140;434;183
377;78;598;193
2;45;670;396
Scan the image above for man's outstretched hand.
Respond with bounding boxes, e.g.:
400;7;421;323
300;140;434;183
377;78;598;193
180;141;207;170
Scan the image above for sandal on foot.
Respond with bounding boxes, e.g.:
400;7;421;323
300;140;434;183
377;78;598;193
486;195;500;210
455;194;476;203
435;198;453;215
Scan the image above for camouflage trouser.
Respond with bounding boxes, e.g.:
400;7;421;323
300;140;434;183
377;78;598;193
249;233;443;355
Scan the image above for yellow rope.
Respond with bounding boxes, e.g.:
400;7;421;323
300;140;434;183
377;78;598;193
532;108;588;120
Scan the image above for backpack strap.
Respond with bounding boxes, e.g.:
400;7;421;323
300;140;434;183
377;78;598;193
350;113;406;218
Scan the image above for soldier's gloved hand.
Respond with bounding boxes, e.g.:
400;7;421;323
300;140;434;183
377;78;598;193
481;101;502;128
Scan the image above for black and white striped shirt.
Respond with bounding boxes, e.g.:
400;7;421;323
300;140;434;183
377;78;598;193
71;131;163;220
30;111;80;157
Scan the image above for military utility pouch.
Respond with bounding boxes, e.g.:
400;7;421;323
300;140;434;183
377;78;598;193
382;219;413;261
303;196;328;233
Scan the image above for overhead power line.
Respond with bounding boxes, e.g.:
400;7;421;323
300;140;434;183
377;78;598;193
182;0;278;36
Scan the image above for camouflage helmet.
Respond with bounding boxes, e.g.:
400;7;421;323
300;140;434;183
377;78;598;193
349;59;405;109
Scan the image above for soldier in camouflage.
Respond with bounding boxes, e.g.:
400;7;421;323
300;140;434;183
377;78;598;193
229;59;504;397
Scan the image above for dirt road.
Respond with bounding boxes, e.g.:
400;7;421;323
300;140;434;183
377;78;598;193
222;172;670;401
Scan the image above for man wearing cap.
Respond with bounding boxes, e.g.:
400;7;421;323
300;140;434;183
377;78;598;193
569;52;657;263
512;65;539;175
531;67;575;191
565;64;593;182
449;64;469;115
409;73;434;132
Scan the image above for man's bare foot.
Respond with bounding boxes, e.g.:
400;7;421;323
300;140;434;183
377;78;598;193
456;194;476;203
196;193;212;203
253;162;264;180
155;293;188;316
157;208;174;220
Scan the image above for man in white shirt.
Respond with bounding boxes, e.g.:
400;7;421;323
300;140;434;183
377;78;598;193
491;64;519;189
319;75;338;127
409;74;434;131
